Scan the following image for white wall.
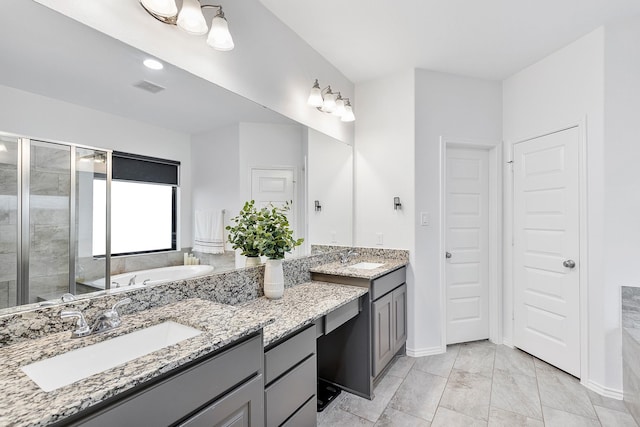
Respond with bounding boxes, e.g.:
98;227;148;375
307;128;353;246
354;69;416;349
191;123;241;245
34;0;355;144
0;84;193;248
603;16;640;390
503;28;609;390
414;70;502;353
191;122;306;260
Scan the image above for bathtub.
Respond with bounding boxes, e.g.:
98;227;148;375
89;265;215;289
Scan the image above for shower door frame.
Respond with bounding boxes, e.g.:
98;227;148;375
6;132;112;306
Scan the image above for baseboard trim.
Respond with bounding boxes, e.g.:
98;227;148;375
585;379;624;400
502;338;513;348
406;346;444;358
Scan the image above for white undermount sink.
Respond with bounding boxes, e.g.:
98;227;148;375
349;262;385;270
21;321;202;392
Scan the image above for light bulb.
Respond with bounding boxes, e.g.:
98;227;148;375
140;0;177;18
177;0;208;35
323;90;336;113
207;14;234;51
341;103;355;122
143;58;164;70
307;80;323;107
333;95;346;116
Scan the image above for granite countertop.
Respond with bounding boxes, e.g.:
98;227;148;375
239;281;368;346
309;258;408;280
0;298;273;427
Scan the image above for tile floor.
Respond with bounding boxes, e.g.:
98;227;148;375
317;340;638;427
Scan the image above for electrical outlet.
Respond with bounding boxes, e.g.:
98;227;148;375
420;212;430;226
376;232;384;246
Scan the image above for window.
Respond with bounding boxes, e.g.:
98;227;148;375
93;152;179;257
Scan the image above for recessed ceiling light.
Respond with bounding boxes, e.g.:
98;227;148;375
143;59;163;70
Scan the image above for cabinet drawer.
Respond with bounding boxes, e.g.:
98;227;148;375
281;396;316;427
325;298;359;334
177;374;264;427
74;335;262;427
265;355;316;427
371;267;406;300
265;325;315;384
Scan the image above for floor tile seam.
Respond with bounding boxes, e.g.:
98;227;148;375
412;364;451;379
540;402;601;421
383;367;433;425
593;403;638;420
531;357;547;423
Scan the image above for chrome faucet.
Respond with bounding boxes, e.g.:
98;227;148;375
60;310;91;338
128;275;137;286
90;298;132;335
60;297;132;338
340;249;359;264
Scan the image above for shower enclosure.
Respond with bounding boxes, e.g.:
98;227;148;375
0;133;110;309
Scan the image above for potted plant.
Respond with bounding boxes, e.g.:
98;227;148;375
256;202;304;299
226;201;262;266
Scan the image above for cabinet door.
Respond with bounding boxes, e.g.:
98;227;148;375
393;284;407;353
372;293;394;377
178;375;264;427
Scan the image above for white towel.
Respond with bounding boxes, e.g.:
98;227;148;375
193;210;225;254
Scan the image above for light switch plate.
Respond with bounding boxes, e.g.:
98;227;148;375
376;232;384;246
420;212;430;226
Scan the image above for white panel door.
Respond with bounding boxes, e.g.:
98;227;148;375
513;127;580;377
250;167;296;232
446;148;489;344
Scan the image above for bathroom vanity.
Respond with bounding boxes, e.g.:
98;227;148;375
310;260;408;400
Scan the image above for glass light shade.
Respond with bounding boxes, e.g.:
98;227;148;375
207;16;234;51
323;93;337;113
341;105;355;122
140;0;178;18
307;87;323;107
177;0;208;35
333;97;346;116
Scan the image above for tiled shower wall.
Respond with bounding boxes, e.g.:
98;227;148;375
27;143;71;303
0;141;18;309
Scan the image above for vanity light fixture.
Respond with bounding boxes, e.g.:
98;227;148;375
307;79;355;122
139;0;234;51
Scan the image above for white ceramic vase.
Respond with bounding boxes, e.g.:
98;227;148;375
245;256;261;267
264;258;284;299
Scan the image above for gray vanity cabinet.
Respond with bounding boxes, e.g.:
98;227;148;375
313;266;407;400
64;334;264;427
372;292;394;377
392;284;407;354
372;283;407;377
264;324;316;427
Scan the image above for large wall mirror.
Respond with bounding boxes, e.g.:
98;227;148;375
0;0;353;311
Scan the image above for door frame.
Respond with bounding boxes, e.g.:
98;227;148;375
249;166;302;255
504;120;589;384
439;137;503;351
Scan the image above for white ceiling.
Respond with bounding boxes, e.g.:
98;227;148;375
259;0;640;83
0;0;294;135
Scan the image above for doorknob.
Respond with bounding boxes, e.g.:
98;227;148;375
446;252;452;259
563;259;576;269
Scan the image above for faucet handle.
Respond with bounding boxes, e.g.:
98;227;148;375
61;310;91;338
112;298;132;314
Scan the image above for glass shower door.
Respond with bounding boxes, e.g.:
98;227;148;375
0;135;19;308
28;140;71;303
